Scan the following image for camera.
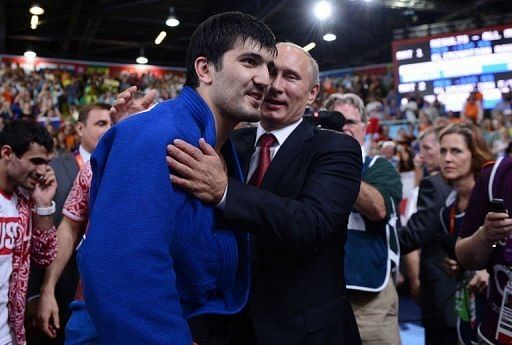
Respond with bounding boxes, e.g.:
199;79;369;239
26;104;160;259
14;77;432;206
303;108;346;132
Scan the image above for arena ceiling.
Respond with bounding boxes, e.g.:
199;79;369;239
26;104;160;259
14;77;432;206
1;0;511;70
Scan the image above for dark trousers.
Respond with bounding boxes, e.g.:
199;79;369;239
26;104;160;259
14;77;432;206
228;308;257;345
424;325;457;345
190;308;258;345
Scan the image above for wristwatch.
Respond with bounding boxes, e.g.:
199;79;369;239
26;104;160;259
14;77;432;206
34;201;56;216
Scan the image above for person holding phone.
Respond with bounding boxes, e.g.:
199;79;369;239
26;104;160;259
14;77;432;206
0;120;57;345
456;155;512;344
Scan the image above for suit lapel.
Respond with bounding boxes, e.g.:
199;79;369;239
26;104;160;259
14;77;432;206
261;121;314;191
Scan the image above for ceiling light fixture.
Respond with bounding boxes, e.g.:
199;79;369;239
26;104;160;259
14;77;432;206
29;4;44;15
24;50;37;59
323;33;337;41
31;15;39;29
154;31;167;45
166;17;180;27
136;47;148;64
314;1;332;20
136;56;148;64
303;42;317;52
165;7;180;27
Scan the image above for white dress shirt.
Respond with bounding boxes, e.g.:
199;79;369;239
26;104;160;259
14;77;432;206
78;145;92;163
217;119;303;209
246;119;302;181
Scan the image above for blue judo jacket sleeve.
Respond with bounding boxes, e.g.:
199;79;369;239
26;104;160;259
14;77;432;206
78;117;192;345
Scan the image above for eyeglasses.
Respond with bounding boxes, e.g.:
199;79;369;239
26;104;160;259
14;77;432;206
344;119;361;126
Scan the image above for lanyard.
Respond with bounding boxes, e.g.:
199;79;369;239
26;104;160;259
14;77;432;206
449;204;457;236
73;150;85;170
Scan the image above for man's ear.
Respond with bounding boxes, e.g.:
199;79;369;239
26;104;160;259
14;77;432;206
0;145;13;160
75;121;84;137
194;57;213;85
307;83;320;105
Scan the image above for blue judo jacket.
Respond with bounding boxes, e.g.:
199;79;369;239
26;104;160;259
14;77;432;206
78;87;250;344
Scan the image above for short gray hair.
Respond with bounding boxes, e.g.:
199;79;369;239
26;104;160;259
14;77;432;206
324;93;367;123
307;51;320;86
418;123;447;142
277;42;319;87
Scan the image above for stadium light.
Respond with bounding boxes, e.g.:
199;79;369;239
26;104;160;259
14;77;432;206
314;1;332;20
166;7;180;27
166;17;180;27
323;33;337;41
30;15;39;29
29;4;44;15
136;56;148;64
136;47;148;64
24;50;37;59
303;42;317;52
154;31;167;45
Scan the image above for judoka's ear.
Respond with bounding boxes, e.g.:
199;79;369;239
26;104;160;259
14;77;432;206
195;57;212;85
0;145;13;161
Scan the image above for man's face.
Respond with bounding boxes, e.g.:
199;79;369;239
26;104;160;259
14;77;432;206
260;43;319;131
419;132;440;173
381;145;395;159
76;108;112;153
209;39;274;123
335;103;366;145
7;143;50;191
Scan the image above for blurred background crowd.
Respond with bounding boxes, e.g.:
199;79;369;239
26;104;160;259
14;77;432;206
2;62;511;163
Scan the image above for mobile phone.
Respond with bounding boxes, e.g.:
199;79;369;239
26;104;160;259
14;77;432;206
490;199;508;214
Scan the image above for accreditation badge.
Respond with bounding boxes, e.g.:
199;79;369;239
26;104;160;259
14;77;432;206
496;281;512;343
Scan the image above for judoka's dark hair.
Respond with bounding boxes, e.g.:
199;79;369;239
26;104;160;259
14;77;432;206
0;120;53;157
184;11;277;88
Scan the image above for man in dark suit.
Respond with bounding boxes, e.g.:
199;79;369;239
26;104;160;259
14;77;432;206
398;127;455;345
167;42;362;345
26;103;111;345
49;103;112;224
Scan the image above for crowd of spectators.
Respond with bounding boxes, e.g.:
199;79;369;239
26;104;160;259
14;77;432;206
323;74;511;162
1;61;511;165
0;62;185;155
3;59;510;233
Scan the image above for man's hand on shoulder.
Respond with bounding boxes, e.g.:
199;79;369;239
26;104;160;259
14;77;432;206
110;86;157;124
167;138;227;205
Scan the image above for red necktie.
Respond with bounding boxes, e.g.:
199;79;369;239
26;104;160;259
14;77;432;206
249;133;276;187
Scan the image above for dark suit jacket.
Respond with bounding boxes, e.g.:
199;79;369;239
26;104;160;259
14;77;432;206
221;121;362;345
50;152;81;224
398;173;455;327
27;152;81;345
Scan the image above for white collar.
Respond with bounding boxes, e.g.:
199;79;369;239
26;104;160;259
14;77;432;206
254;118;303;147
361;145;367;162
79;145;91;163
